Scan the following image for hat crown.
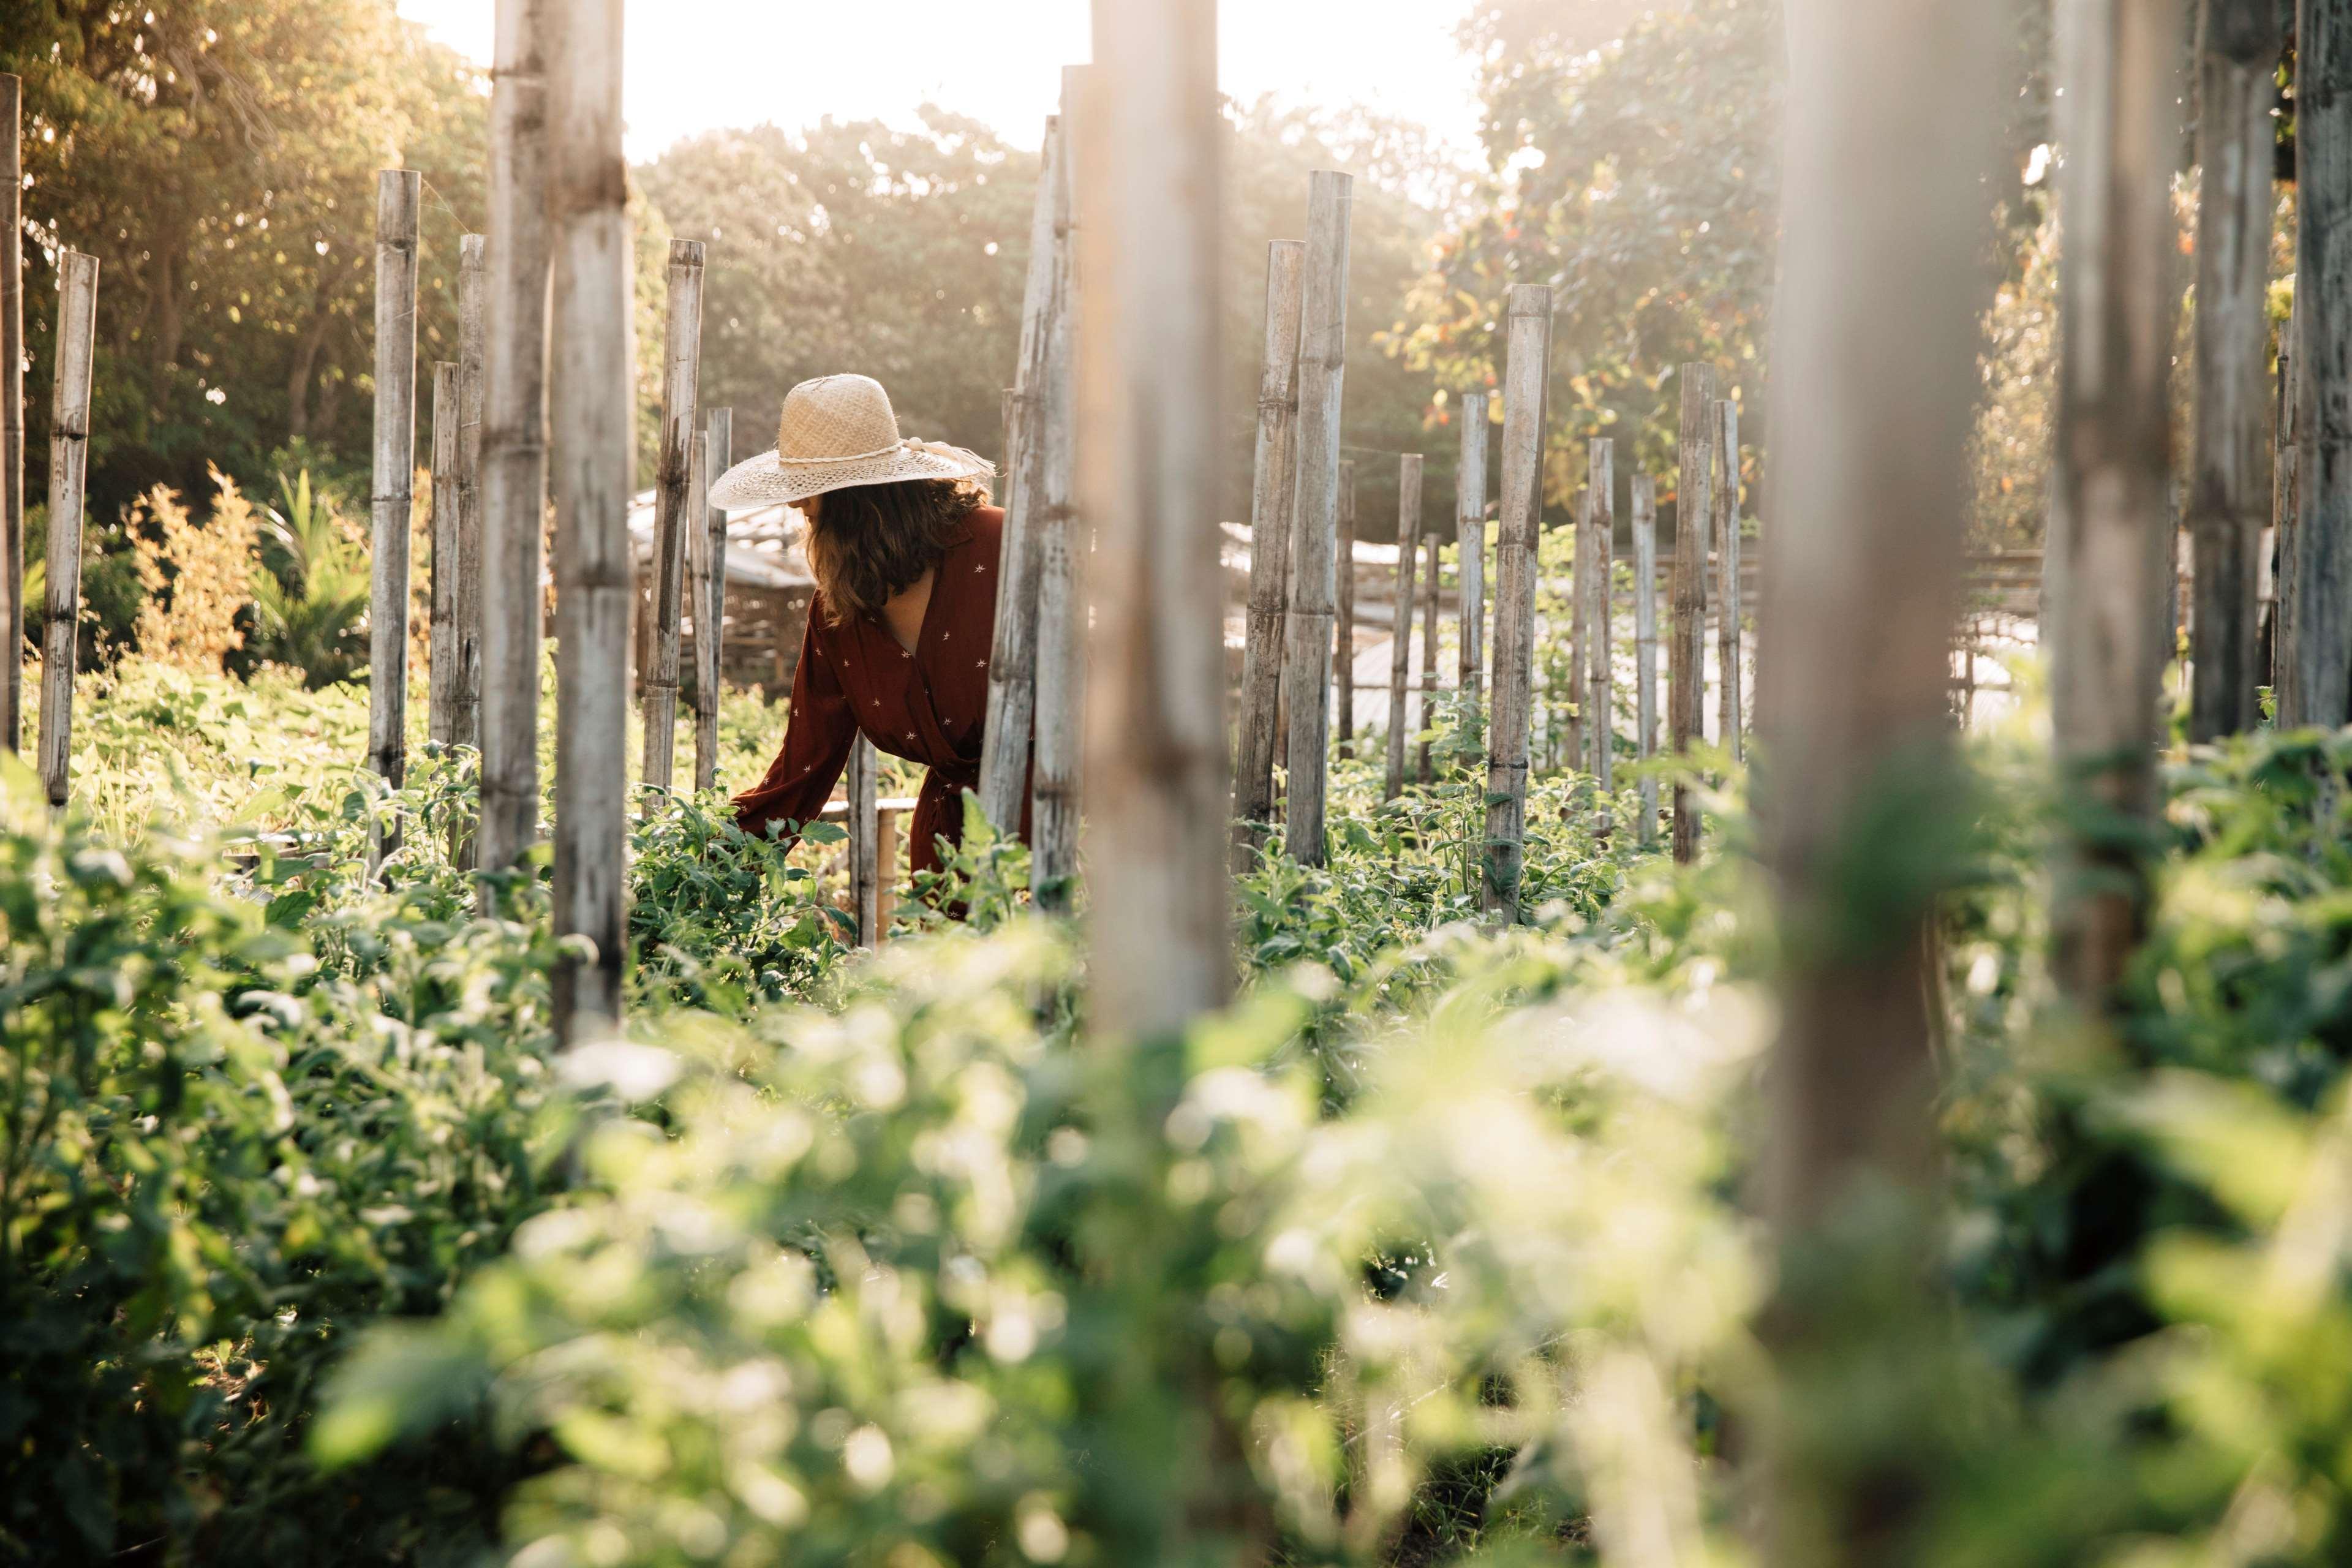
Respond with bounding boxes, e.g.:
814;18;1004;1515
778;374;903;463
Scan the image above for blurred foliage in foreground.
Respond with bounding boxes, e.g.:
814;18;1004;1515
15;657;2352;1564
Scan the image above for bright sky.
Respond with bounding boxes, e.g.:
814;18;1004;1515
396;0;1490;161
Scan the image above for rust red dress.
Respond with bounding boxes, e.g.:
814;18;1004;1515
733;505;1029;878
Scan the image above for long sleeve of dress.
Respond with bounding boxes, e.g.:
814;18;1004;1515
732;601;858;847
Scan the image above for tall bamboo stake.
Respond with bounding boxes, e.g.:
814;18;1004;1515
1713;398;1743;760
1670;364;1716;863
368;170;423;821
1233;239;1308;837
478;0;553;892
2275;300;2301;717
1078;1;1229;1035
1586;438;1615;794
2294;0;2352;726
1;75;23;755
1567;481;1593;771
1456;393;1489;714
1633;474;1660;842
846;734;881;946
980;111;1071;834
1333;459;1358;754
695;407;732;791
1384;453;1423;799
1758;3;2003;1561
455;233;486;756
429;362;462;746
1419;529;1441;782
1280;171;1354;866
2187;0;2277;741
1482;284;1552;921
1031;65;1088;911
36;252;97;811
642;238;705;796
548;0;633;1041
2048;0;2185;1006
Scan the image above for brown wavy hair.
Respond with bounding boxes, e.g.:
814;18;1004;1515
804;477;990;626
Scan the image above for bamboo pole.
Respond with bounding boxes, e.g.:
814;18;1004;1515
696;407;732;791
1758;2;2004;1561
1586;438;1615;794
1714;398;1743;760
1670;363;1716;864
2048;0;2185;1006
455;233;486;756
1;75;22;755
368;170;423;822
548;0;633;1041
980;111;1071;834
1567;481;1593;772
1030;66;1087;910
1633;474;1660;842
2187;0;2277;741
846;734;881;946
1280;171;1354;866
1233;239;1308;837
642;238;705;796
429;362;462;747
1077;4;1230;1034
2275;300;2300;718
2294;0;2352;726
36;252;97;811
1333;459;1358;755
1419;529;1441;782
1384;453;1423;799
478;0;553;892
1482;284;1552;920
1456;393;1489;713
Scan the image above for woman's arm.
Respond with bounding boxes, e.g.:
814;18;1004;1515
731;600;858;848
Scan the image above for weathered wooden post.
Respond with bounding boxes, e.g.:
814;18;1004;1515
1758;1;2004;1561
981;111;1072;835
2187;0;2277;741
455;233;486;756
1232;239;1307;838
1;75;22;755
1384;453;1423;799
1713;398;1743;760
1482;284;1552;920
548;0;633;1041
642;238;706;796
1030;67;1087;909
368;170;423;834
1670;363;1716;863
429;363;462;747
478;0;552;894
845;734;881;946
1419;529;1441;781
692;410;728;792
1632;474;1660;842
1333;459;1358;755
2275;301;2301;717
36;252;97;810
1567;481;1594;772
2048;0;2186;1006
1456;393;1488;714
1586;438;1615;794
1280;170;1354;865
2293;0;2352;726
1077;2;1229;1033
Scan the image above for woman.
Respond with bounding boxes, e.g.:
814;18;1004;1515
710;373;1023;883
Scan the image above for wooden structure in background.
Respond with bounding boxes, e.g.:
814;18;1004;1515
642;238;706;794
37;252;97;809
1482;284;1551;921
1234;239;1306;837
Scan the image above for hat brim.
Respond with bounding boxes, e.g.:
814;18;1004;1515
709;443;994;510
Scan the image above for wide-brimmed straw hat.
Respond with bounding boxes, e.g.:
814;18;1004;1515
707;373;993;509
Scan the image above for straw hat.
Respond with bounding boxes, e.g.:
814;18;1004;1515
708;373;993;509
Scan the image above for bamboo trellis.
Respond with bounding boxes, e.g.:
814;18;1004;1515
1;74;23;755
642;238;706;796
367;169;422;866
1233;238;1306;840
37;252;97;810
1481;284;1551;921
